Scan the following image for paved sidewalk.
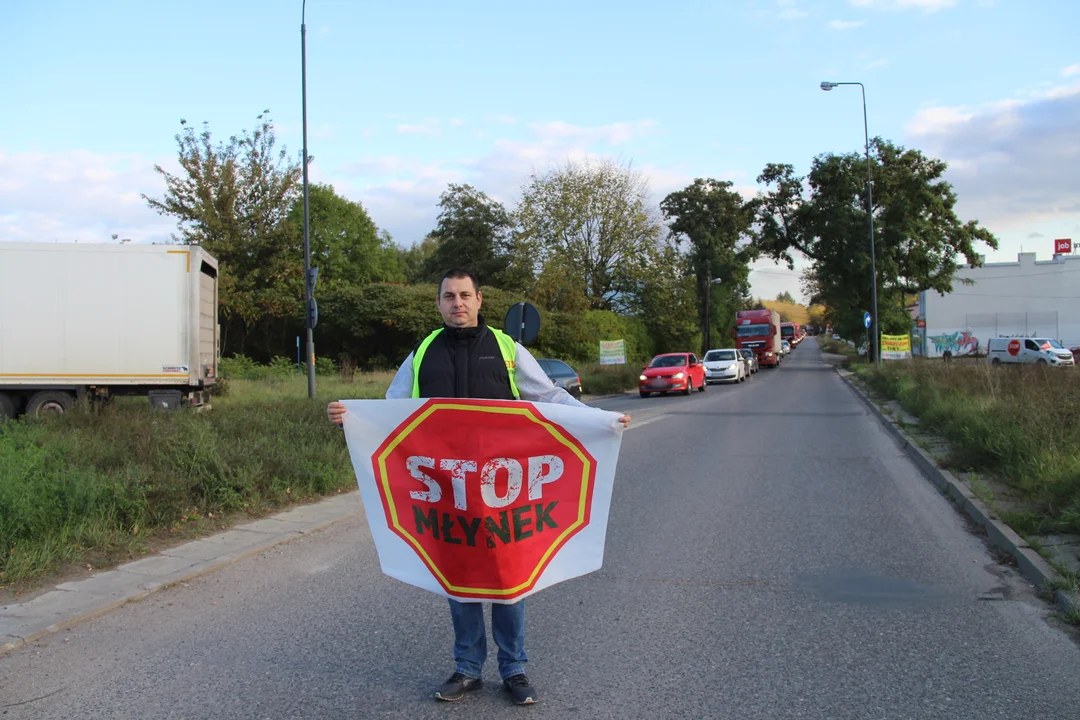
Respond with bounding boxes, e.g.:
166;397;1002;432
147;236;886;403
0;492;362;654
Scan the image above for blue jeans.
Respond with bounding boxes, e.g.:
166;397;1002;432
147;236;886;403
448;599;527;680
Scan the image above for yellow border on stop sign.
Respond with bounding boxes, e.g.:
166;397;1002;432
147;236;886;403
375;402;594;596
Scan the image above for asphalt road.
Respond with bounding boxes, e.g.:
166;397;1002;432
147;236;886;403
4;343;1080;719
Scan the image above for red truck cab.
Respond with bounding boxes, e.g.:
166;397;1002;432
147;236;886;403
732;310;782;368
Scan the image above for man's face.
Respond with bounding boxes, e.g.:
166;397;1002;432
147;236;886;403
437;276;482;328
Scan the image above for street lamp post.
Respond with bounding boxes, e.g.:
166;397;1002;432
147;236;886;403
704;277;723;354
820;80;880;366
301;0;316;397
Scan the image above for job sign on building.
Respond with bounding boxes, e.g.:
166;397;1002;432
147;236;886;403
341;399;625;603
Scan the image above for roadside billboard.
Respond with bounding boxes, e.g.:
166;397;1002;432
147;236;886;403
599;339;626;365
881;334;912;360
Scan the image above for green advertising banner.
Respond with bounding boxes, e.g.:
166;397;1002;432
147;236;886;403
599;340;626;365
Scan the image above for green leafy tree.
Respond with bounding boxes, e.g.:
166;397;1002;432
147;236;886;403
422;184;532;292
754;138;998;341
776;290;795;304
626;244;699;354
143;112;302;356
399;234;440;284
660;178;755;353
516;158;662;311
285;183;403;291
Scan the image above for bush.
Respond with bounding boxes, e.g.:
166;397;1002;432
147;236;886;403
579;363;641;395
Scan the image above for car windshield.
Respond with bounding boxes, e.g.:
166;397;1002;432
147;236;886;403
740;350;752;358
704;350;737;361
649;355;687;368
736;324;770;337
781;327;794;337
1033;338;1065;349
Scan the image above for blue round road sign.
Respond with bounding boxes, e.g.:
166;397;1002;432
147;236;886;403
863;312;872;329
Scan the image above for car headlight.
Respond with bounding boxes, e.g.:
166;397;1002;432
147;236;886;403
728;364;738;371
639;375;647;381
672;372;685;379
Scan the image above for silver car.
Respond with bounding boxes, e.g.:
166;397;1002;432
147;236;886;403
738;348;759;375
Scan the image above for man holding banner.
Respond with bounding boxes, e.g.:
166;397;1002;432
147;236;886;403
328;268;630;706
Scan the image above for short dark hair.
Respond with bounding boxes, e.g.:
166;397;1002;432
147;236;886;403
438;268;480;296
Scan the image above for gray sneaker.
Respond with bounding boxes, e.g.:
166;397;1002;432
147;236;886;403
434;672;483;702
503;674;539;705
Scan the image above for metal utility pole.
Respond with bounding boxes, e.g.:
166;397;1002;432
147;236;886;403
302;0;316;396
821;81;880;366
704;277;723;354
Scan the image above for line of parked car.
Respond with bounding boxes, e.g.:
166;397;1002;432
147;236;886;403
636;343;788;398
536;333;805;400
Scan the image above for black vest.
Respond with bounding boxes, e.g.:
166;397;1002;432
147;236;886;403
415;318;515;400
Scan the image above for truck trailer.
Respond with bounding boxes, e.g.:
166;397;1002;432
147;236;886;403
0;242;219;418
732;309;782;368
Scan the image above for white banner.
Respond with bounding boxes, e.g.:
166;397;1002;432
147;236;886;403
342;398;624;603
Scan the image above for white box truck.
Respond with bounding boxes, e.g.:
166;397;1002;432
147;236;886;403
0;242;219;418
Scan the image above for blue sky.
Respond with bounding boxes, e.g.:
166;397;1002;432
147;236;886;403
3;0;1078;302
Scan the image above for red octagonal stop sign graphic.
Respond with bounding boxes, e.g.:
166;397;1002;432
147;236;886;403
1008;339;1021;356
371;399;597;601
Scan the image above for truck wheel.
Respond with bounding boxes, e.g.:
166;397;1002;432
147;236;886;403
991;358;1000;367
1036;359;1047;366
26;391;74;418
0;392;16;420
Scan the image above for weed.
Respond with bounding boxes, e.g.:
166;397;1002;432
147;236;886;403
0;372;393;584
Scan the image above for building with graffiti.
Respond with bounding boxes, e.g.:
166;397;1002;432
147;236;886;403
917;247;1080;358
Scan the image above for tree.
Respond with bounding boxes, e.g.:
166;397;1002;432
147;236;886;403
776;291;795;304
399;234;440;284
753;138;998;340
422;184;531;291
625;244;699;353
143;112;302;356
660;178;755;352
516;158;662;311
285;183;402;291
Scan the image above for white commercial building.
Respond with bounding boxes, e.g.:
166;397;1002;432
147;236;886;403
917;250;1080;358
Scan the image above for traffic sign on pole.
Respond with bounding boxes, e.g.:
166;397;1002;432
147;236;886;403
863;312;872;329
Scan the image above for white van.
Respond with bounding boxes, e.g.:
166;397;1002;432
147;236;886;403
986;337;1076;367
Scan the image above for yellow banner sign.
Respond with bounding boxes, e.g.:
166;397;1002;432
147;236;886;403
881;334;912;360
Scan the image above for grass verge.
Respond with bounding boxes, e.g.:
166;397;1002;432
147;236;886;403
855;360;1080;535
0;373;394;589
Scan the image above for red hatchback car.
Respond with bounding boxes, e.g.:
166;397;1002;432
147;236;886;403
639;352;706;398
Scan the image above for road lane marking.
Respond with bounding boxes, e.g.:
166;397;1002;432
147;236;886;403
626;414;668;431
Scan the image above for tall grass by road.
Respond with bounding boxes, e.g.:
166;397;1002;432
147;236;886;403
858;361;1080;534
0;374;393;586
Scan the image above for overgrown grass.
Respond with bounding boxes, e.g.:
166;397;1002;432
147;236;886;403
578;363;642;395
857;361;1080;534
0;372;394;585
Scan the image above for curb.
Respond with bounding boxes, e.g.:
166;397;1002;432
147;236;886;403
836;370;1078;617
1;493;362;655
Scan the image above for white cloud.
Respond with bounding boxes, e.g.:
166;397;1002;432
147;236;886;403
850;0;957;10
491;114;517;125
0;150;174;244
828;19;866;29
905;80;1080;232
775;0;809;19
324;119;679;246
530;120;658;146
396;119;441;136
1060;64;1080;78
